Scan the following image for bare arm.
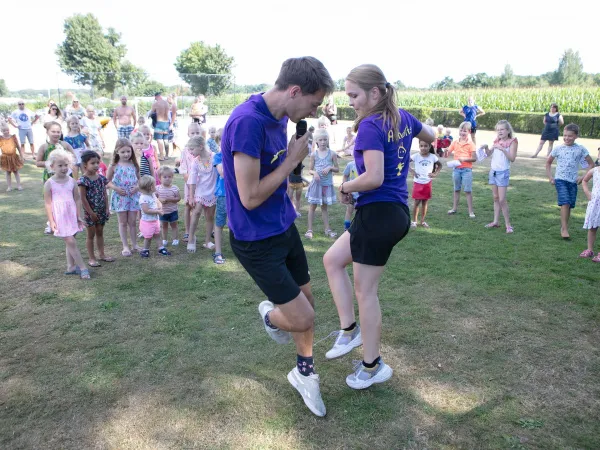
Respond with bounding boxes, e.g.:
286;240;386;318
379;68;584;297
113;108;118;128
578;156;595;184
78;185;95;217
558;115;564;126
459;108;466;118
506;140;518;162
8;117;18;128
216;162;224;177
132;109;137;128
582;168;594;199
460;150;478;164
417;124;436;144
546;155;555;183
141;202;162;215
476;107;485;117
234;132;310;211
43;182;55;231
341;150;384;193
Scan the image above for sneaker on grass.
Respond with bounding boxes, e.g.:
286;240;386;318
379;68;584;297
258;300;291;344
346;359;393;390
287;367;326;417
325;325;362;360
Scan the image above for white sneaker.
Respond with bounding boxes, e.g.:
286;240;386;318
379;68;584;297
258;300;291;344
162;240;168;247
44;226;52;235
287;367;326;417
137;232;143;239
346;359;393;390
325;326;362;360
172;239;179;246
410;221;417;229
469;213;476;218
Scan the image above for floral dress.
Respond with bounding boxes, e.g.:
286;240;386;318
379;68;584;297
583;168;600;229
110;164;140;212
78;175;110;226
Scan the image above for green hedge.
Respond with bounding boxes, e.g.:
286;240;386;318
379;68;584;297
335;106;600;139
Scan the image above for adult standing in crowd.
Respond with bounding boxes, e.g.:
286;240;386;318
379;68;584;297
43;103;64;127
222;56;334;417
190;95;208;124
460;96;485;145
531;103;564;158
8;100;39;158
323;64;435;390
66;99;86;121
166;95;178;158
151;92;171;160
113;96;137;140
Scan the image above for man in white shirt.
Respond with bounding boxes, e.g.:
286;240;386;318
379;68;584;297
8;100;39;157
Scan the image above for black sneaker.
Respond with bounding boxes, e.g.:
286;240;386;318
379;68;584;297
158;247;171;256
140;249;150;258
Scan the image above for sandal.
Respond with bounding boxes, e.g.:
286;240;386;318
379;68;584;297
212;253;225;265
485;222;499;228
80;269;91;280
64;266;81;275
304;230;313;239
203;242;215;250
506;226;514;234
421;222;430;228
593;254;600;263
187;239;197;253
410;221;417;229
183;233;189;242
447;209;457;215
88;261;102;267
121;249;132;257
579;249;595;258
324;229;337;238
99;256;115;262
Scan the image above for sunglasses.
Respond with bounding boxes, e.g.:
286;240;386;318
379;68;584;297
18;103;24;105
51;107;58;110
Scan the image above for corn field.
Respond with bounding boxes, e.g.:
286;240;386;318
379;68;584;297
333;87;600;114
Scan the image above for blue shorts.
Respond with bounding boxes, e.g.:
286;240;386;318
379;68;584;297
488;169;510;187
453;168;473;192
215;196;227;227
555;179;577;209
154;121;169;140
159;210;179;223
19;128;34;145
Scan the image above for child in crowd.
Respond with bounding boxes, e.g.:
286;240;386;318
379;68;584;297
212;128;227;265
179;122;203;241
546;124;594;239
156;166;181;248
435;125;452;157
339;126;356;157
43;149;89;279
207;126;219;153
447;121;477;218
305;128;339;239
341;157;359;230
481;120;518;233
186;136;217;253
64;116;90;179
0;122;24;191
108;138;141;256
140;125;160;185
410;140;441;228
288;161;305;218
78;150;114;267
131;131;155;180
580;163;600;261
138;175;170;257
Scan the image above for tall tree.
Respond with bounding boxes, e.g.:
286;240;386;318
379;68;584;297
553;49;585;85
430;77;459;90
174;42;234;96
334;78;345;91
393;80;405;90
500;64;516;87
56;14;122;95
0;79;7;97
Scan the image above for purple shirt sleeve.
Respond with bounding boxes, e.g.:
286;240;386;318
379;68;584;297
229;116;264;159
354;120;385;152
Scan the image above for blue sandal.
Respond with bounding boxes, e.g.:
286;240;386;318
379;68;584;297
65;266;81;275
80;269;91;280
212;253;225;265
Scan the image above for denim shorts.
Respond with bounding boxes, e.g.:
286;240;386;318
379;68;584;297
488;169;510;187
159;210;179;223
19;128;34;145
215;196;227;227
555;179;577;209
453;168;473;192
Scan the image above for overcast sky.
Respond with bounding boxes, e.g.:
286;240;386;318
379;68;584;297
5;0;598;91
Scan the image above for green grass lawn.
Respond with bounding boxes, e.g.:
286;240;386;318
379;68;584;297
1;146;599;449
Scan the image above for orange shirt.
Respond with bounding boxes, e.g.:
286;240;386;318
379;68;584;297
448;139;476;169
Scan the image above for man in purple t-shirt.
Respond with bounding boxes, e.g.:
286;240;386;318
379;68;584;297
222;57;334;417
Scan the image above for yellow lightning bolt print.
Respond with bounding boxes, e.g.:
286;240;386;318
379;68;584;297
397;162;404;176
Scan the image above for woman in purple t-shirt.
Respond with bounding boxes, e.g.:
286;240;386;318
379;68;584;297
323;64;435;390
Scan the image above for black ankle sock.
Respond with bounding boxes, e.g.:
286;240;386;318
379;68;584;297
264;311;277;330
363;356;380;368
343;322;356;332
297;355;315;376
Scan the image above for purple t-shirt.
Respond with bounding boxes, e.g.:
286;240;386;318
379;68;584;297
222;94;296;241
353;109;423;208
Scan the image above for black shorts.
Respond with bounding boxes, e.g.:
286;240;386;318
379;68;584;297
471;126;477;134
349;202;410;266
230;224;310;305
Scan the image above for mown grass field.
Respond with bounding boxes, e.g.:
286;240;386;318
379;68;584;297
0;128;599;449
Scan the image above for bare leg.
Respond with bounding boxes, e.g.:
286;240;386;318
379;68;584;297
268;286;315;335
345;203;354;222
30;143;35;158
204;205;216;245
72;165;79;180
547;140;555;156
295;189;302;212
498;186;511;228
5;172;11;190
412;200;421;223
65;242;76;271
491;185;500;224
307;204;317;232
64;236;86;270
532;140;546;158
354;262;386;363
86;226;97;264
128;211;139;250
421;200;429;223
323;232;355;329
14;171;21;189
587;228;598;252
215;225;224;255
452;191;460;211
184;204;191;235
161;221;169;243
143;237;152;250
560;204;571;238
156;139;165;159
171;222;179;241
466;192;474;215
117;211;130;252
321;204;330;232
188;204;202;246
96;224;109;259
